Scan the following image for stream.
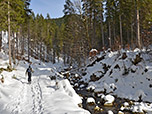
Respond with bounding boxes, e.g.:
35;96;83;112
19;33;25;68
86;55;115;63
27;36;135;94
60;69;149;114
67;73;133;114
75;87;133;114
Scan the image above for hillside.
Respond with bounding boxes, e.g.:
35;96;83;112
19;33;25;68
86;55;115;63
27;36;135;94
81;48;152;101
66;48;152;114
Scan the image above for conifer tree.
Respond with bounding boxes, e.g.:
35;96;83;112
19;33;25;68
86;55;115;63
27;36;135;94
0;0;25;66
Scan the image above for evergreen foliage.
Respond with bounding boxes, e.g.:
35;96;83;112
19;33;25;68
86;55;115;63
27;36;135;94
0;0;151;67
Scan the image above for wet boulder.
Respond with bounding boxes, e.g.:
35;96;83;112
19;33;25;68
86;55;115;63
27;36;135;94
108;110;114;114
86;85;95;92
90;74;100;82
73;74;82;80
121;52;127;60
118;111;124;114
49;76;56;80
94;106;103;112
103;95;115;107
132;53;142;65
87;97;96;106
114;64;120;70
78;103;83;108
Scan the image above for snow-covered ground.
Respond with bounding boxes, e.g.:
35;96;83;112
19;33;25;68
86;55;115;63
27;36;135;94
1;32;152;113
83;49;152;101
0;52;90;114
80;48;152;113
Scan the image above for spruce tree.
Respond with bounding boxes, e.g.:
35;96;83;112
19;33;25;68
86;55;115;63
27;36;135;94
0;0;25;66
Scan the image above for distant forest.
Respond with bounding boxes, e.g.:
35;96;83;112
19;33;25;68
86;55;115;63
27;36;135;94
0;0;152;67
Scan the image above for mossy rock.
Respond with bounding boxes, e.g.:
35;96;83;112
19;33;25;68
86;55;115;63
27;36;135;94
121;52;127;60
104;102;114;107
103;64;111;73
0;68;5;73
0;66;15;73
87;102;96;106
132;112;145;114
149;84;152;88
115;78;118;83
131;69;136;73
132;54;142;65
94;106;103;112
12;75;17;79
49;76;56;80
118;111;124;114
78;103;83;108
90;74;101;82
6;66;13;72
114;64;120;70
82;72;87;76
144;68;148;72
122;66;129;76
0;75;4;83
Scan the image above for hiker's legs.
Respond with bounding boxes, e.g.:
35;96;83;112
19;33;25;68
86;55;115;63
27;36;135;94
28;73;31;83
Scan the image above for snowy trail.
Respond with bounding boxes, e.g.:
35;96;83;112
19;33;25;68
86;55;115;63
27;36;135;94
3;76;45;114
4;82;27;114
0;61;90;114
31;76;44;114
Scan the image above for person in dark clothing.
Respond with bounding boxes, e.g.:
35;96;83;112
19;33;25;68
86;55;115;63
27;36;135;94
26;65;33;84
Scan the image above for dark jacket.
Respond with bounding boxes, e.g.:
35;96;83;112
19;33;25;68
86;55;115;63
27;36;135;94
26;66;32;82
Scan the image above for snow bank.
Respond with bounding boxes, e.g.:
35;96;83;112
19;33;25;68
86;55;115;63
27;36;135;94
121;102;152;113
57;79;82;105
82;49;152;102
131;102;152;113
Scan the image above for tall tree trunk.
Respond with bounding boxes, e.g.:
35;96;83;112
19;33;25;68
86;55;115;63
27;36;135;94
53;49;55;64
37;42;39;59
127;28;130;48
100;3;104;50
12;33;15;64
108;21;111;49
136;1;141;49
40;41;42;63
21;35;24;56
43;45;45;62
113;22;116;42
31;40;33;58
46;46;49;62
112;21;115;49
119;15;123;48
16;32;19;58
131;24;134;49
93;9;96;48
20;26;24;56
28;20;30;62
89;9;93;49
0;31;2;51
63;44;66;64
84;7;89;49
101;16;104;49
8;1;11;66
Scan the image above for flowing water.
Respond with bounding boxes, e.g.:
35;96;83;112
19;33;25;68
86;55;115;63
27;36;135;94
75;88;133;114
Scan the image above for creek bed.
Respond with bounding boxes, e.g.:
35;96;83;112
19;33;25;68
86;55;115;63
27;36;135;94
75;88;133;114
66;71;151;114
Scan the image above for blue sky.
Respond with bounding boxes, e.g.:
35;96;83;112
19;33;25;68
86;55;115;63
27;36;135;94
30;0;66;18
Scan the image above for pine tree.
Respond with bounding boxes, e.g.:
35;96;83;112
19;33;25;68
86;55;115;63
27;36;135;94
63;0;76;15
0;0;25;66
